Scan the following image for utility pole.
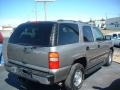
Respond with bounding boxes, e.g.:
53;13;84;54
44;1;47;20
35;0;56;21
35;2;38;21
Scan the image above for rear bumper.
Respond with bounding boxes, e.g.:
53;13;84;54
5;62;54;85
5;60;71;85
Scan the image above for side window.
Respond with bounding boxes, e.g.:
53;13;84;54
92;27;104;41
82;26;94;42
58;23;79;45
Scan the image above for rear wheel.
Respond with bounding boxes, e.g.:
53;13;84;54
65;63;84;90
104;50;113;66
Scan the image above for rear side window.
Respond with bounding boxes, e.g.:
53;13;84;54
9;22;56;47
82;26;94;42
58;23;79;45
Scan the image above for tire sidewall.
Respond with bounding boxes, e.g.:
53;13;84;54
105;50;113;66
65;63;84;90
72;65;84;90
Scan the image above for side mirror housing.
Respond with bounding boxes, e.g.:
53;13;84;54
96;37;104;41
104;35;111;40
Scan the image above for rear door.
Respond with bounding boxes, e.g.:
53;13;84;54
92;27;109;63
82;25;99;69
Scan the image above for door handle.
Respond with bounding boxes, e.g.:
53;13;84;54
98;45;100;48
24;47;32;54
86;46;90;50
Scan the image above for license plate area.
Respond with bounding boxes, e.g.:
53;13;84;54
17;68;32;78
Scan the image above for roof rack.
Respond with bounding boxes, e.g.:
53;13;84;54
57;19;77;22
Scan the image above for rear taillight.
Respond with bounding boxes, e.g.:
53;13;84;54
49;52;59;69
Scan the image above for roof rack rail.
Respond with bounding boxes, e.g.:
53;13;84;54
57;19;77;22
78;20;82;22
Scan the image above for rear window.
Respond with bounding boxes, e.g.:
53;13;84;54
9;22;56;46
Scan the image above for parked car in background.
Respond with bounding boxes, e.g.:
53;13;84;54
4;20;113;90
112;33;120;47
104;35;112;40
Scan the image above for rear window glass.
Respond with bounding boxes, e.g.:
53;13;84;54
9;22;56;46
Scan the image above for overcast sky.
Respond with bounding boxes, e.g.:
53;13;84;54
0;0;120;26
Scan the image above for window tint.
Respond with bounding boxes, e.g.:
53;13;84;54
82;26;94;42
9;22;56;46
58;23;79;45
92;27;104;41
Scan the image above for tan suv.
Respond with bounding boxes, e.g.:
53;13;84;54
4;20;113;90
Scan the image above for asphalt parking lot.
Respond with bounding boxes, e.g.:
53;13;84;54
0;62;120;90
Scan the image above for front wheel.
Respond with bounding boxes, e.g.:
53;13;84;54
65;63;84;90
104;50;113;66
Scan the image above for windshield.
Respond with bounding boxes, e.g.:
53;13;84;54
9;22;56;47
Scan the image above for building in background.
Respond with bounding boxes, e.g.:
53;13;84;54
0;26;2;30
0;25;13;38
88;18;106;29
2;26;13;30
105;17;120;30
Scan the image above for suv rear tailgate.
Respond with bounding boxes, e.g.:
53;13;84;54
7;43;49;68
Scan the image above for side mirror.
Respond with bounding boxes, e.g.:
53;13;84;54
104;35;111;40
96;37;104;41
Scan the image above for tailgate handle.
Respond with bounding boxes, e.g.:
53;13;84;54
24;47;36;53
24;47;32;54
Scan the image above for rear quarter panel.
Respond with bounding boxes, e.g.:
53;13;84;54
50;43;86;68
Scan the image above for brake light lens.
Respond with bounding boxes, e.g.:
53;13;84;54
49;52;59;69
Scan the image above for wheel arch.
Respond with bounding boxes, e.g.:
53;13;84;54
110;47;114;53
73;57;87;69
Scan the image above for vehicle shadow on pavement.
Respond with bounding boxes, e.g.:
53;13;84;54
5;73;65;90
93;78;120;90
5;73;21;89
85;67;102;79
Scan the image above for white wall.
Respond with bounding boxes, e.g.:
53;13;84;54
0;30;13;38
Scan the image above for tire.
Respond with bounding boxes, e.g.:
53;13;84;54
65;63;84;90
104;50;113;66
